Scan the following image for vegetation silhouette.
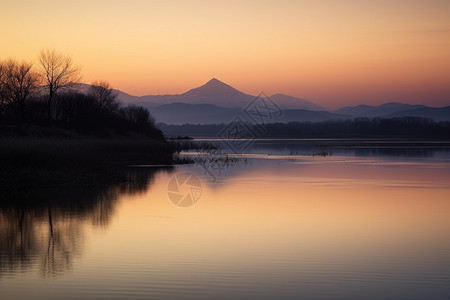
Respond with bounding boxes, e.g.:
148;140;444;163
37;50;82;120
0;51;163;139
1;51;178;189
0;59;39;121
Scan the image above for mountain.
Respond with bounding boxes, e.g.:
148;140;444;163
334;104;375;116
149;103;241;124
149;103;348;124
334;102;450;121
277;109;349;123
115;78;324;110
114;89;142;104
73;78;325;111
387;106;450;121
68;80;343;124
269;94;326;111
335;102;429;118
168;78;254;108
69;81;449;124
129;78;255;108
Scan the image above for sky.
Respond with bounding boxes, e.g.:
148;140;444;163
1;0;449;109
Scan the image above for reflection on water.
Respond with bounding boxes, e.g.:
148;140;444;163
1;141;450;300
197;139;450;158
0;167;171;278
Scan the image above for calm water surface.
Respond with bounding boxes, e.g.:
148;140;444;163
1;140;450;300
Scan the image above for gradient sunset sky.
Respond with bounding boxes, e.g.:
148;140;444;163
1;0;449;109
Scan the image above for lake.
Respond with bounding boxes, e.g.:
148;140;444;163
1;139;450;300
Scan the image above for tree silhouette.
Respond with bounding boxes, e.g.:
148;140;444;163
89;80;119;112
120;104;156;131
0;59;39;120
37;50;81;120
0;60;6;111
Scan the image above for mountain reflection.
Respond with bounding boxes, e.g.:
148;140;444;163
0;167;171;278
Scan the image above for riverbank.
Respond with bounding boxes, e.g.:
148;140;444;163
0;137;177;189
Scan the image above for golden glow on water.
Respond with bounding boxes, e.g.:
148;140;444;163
1;156;450;299
107;163;450;257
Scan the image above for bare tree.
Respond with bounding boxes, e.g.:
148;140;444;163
89;80;119;112
1;59;40;119
37;50;81;120
0;60;6;110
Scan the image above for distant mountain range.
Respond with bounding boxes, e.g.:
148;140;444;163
74;79;450;124
334;103;429;118
150;103;347;125
387;106;450;121
112;78;325;111
333;102;450;122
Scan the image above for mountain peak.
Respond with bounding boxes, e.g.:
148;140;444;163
207;77;221;83
188;78;242;95
203;77;229;88
175;78;253;107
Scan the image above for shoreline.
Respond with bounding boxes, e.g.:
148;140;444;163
0;137;177;190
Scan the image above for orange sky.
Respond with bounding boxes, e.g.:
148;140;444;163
1;0;449;109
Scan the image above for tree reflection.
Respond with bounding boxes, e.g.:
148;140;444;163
0;167;172;278
0;208;39;274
